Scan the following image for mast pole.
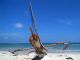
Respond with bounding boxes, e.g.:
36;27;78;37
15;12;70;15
29;2;38;35
29;1;43;46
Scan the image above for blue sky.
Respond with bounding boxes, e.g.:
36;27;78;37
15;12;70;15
0;0;80;43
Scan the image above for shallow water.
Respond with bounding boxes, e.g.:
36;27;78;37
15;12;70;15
0;43;80;53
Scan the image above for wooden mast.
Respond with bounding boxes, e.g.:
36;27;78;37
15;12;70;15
29;2;38;35
29;1;43;47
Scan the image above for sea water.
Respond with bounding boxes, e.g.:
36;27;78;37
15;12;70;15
0;43;80;53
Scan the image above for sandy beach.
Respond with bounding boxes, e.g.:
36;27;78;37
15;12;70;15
0;50;80;60
0;0;80;60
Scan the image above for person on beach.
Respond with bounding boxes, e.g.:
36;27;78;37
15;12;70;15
29;27;47;60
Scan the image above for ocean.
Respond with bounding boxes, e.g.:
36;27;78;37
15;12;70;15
0;43;80;53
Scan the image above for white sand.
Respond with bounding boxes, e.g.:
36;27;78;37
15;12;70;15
0;51;80;60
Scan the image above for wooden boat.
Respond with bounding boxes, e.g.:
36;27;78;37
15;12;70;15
29;2;47;54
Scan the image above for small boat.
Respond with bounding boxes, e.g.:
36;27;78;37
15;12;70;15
29;2;47;55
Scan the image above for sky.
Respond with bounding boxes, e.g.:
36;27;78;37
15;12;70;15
0;0;80;43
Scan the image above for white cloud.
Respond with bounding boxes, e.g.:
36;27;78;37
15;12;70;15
3;36;9;40
66;21;72;25
14;23;23;28
57;19;65;23
57;19;72;25
0;33;19;40
0;33;18;36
